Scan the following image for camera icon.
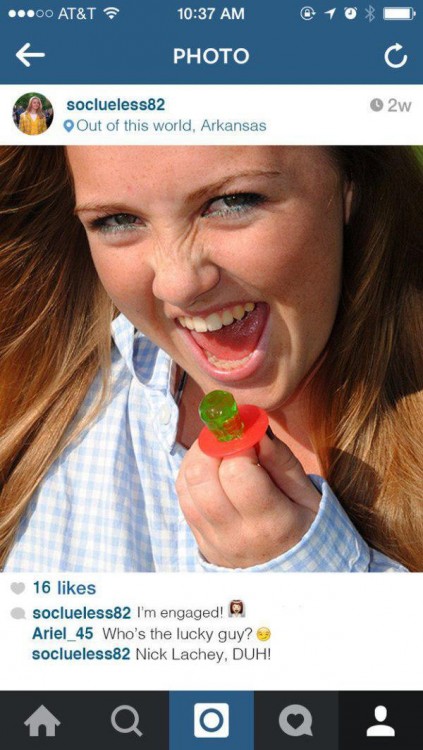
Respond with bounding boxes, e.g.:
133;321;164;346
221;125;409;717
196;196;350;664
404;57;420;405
194;703;229;738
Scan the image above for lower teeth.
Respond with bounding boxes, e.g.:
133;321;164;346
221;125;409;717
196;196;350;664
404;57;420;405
205;351;252;370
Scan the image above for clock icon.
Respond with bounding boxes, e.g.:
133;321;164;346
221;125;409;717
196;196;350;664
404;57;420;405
370;98;384;112
344;7;358;19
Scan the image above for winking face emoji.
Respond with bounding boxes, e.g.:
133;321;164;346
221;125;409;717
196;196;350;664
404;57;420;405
256;627;271;641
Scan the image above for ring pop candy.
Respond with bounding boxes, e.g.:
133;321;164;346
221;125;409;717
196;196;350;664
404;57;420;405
198;390;269;457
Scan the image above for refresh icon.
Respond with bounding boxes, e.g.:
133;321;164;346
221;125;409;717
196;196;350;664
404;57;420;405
384;43;408;68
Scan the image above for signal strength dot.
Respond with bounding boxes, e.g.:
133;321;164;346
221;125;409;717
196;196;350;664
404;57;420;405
103;6;120;19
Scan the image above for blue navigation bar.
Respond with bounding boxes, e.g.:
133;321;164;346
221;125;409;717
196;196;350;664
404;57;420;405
0;1;421;84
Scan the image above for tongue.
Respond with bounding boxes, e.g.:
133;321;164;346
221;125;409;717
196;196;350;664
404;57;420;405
190;304;267;360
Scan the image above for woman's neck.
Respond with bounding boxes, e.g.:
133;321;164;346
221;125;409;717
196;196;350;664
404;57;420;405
268;408;321;475
175;374;204;449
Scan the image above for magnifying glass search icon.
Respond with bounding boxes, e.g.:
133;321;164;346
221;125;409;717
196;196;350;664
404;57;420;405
111;705;143;737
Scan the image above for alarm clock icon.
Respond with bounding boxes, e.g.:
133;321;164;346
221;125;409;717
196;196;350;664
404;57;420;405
344;6;358;19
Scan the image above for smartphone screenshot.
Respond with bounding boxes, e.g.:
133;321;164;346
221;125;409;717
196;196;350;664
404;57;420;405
0;2;422;747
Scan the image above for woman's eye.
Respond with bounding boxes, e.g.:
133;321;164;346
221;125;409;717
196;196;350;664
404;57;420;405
203;192;265;217
89;213;143;234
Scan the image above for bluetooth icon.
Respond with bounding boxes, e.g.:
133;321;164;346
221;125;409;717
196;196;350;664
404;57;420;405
365;5;376;22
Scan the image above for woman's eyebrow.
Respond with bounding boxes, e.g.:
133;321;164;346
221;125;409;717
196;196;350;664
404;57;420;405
74;170;284;214
74;202;134;215
187;170;284;202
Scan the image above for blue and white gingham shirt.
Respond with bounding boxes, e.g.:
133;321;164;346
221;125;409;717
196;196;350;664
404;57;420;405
5;314;406;572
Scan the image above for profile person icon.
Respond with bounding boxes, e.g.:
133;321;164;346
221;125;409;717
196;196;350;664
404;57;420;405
366;705;395;737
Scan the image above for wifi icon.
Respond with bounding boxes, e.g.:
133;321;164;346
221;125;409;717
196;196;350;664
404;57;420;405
104;6;120;19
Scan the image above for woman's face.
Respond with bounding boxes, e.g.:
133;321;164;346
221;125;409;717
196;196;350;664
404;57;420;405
30;98;41;111
69;146;349;413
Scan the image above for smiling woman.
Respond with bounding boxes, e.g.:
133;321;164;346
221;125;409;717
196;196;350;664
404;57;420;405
69;147;345;409
0;146;421;572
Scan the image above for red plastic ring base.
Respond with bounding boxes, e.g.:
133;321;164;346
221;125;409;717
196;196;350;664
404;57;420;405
198;404;269;457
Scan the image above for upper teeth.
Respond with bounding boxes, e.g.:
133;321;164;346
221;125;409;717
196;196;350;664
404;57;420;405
177;302;255;333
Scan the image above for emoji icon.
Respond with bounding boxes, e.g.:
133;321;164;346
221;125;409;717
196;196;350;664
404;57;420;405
256;627;271;641
229;600;245;617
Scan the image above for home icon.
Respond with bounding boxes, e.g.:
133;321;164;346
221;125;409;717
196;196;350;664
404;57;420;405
24;705;61;737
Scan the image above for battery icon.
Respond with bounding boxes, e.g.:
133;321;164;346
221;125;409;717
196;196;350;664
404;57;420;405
383;7;416;20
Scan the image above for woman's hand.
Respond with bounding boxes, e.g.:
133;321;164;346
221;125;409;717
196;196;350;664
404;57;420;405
176;431;322;568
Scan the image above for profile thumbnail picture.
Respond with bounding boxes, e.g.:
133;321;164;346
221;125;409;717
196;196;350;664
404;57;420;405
13;92;54;135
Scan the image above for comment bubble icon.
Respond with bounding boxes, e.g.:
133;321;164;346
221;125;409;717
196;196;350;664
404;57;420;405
11;607;26;619
279;704;313;737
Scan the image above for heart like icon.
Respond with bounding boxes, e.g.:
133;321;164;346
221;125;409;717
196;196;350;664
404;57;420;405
11;582;25;594
287;713;305;730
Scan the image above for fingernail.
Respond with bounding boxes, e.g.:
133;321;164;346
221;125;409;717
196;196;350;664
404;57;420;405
266;426;276;441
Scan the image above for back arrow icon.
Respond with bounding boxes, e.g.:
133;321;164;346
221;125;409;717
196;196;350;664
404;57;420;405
16;42;46;67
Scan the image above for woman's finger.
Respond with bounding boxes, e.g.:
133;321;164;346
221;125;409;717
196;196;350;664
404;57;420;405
217;446;294;520
256;431;321;512
176;441;240;528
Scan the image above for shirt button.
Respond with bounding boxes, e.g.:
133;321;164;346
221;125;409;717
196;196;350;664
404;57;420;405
159;403;172;425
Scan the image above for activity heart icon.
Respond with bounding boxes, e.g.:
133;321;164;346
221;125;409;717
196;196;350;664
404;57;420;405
11;582;25;594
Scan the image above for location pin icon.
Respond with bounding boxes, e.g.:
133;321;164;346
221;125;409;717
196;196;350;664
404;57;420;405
63;119;74;132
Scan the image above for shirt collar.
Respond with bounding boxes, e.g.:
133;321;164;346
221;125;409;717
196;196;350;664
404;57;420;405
111;313;175;395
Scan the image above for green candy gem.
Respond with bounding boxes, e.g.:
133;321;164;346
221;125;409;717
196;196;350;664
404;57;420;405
199;390;245;442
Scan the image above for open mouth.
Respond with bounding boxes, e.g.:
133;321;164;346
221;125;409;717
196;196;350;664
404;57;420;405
176;302;270;378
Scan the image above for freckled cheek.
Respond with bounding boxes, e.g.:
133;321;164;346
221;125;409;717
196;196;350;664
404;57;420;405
89;244;156;316
269;218;343;353
214;219;341;305
278;246;341;311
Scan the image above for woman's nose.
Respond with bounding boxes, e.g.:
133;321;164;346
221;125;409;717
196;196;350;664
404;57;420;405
151;245;221;309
